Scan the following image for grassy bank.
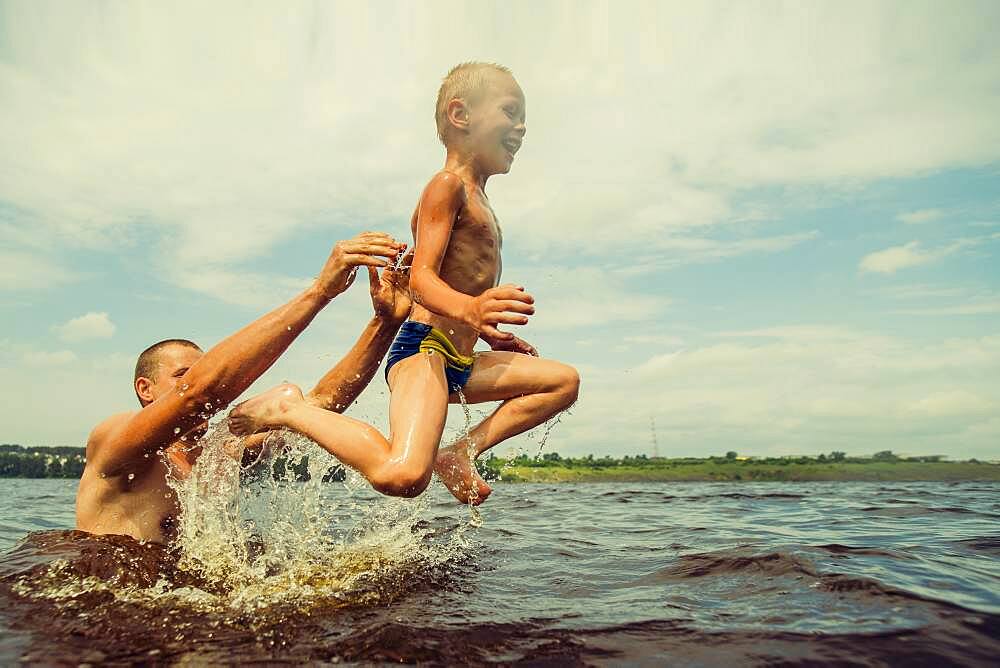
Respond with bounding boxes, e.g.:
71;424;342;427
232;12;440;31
493;461;1000;483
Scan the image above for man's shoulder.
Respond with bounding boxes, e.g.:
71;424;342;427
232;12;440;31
87;411;137;449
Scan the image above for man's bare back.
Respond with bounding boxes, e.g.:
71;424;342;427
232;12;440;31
408;170;503;356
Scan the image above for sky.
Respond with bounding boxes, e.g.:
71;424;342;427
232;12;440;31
1;1;999;459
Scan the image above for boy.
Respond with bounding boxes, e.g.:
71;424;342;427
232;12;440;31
229;63;579;505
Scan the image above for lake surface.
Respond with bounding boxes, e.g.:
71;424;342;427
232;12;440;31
1;477;998;665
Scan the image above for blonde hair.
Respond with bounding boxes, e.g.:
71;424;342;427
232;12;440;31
435;62;513;144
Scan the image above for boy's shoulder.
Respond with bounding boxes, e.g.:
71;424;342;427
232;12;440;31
420;169;468;203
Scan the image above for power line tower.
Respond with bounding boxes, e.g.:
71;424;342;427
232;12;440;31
650;416;660;459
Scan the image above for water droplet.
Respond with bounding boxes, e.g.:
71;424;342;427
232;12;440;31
181;384;189;391
355;373;361;379
468;505;484;528
449;329;454;335
287;326;292;331
174;427;181;434
99;472;107;479
127;473;135;481
144;453;149;458
156;450;164;456
204;402;212;410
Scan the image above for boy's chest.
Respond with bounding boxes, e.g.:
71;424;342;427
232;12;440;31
454;196;502;251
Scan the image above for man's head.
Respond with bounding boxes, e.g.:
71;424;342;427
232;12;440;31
134;339;204;407
435;62;526;175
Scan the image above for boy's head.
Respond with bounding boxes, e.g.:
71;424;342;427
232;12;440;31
435;62;526;175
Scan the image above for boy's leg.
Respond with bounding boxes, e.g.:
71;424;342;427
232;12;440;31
377;350;451;496
435;352;579;503
228;354;450;498
229;383;394;476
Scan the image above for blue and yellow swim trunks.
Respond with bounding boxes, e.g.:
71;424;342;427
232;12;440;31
385;322;475;392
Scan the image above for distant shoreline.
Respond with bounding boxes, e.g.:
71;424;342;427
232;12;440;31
3;444;998;482
494;461;1000;483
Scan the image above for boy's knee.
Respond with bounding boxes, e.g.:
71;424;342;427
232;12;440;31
557;364;580;406
371;463;432;498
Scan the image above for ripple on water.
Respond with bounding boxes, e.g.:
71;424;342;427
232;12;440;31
1;472;999;664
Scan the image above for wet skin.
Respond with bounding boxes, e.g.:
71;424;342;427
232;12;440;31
76;345;204;543
228;70;580;506
75;233;407;543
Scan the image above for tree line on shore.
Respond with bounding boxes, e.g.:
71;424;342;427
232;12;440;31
484;449;963;470
2;442;983;480
0;444;86;478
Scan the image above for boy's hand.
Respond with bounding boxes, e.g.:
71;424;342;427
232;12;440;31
486;334;538;356
367;249;413;323
316;232;405;300
464;284;534;341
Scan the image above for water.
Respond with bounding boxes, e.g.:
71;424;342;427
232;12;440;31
1;477;998;665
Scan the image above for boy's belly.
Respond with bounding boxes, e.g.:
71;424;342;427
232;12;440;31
408;304;480;356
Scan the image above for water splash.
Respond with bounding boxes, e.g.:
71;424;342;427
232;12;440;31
452;387;483;525
160;423;474;613
1;422;478;620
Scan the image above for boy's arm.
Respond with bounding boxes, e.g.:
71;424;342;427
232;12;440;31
87;233;403;478
306;263;411;411
410;172;534;341
480;332;538;356
231;261;411;464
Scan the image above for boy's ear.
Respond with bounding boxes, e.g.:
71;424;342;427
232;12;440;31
446;98;470;132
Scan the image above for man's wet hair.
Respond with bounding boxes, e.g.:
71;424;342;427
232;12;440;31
134;339;202;399
435;62;513;144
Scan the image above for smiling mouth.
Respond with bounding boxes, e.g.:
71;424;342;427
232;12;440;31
502;138;521;155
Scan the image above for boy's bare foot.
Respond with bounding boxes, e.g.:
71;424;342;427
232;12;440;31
228;383;304;436
434;443;492;505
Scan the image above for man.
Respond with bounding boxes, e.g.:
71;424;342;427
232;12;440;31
75;232;411;544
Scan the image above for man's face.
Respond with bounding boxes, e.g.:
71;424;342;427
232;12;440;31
468;73;526;176
138;344;204;405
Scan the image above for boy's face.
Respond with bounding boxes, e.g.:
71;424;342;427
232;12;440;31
467;73;526;176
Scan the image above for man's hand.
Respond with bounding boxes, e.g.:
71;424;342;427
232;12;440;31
463;284;535;341
368;249;413;323
484;333;538;356
316;232;405;300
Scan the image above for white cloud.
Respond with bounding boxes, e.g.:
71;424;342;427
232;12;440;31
171;268;313;310
860;234;996;275
504;265;670;333
22;350;77;366
626;231;819;272
552;326;1000;459
894;300;1000;316
873;283;972;300
1;3;998;459
860;242;936;274
908;390;993;417
623;333;685;347
1;2;998;286
897;208;944;224
0;250;79;290
54;312;116;342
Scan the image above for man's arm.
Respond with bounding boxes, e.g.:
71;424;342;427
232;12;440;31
306;261;411;411
88;233;404;477
230;260;412;466
409;173;533;341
